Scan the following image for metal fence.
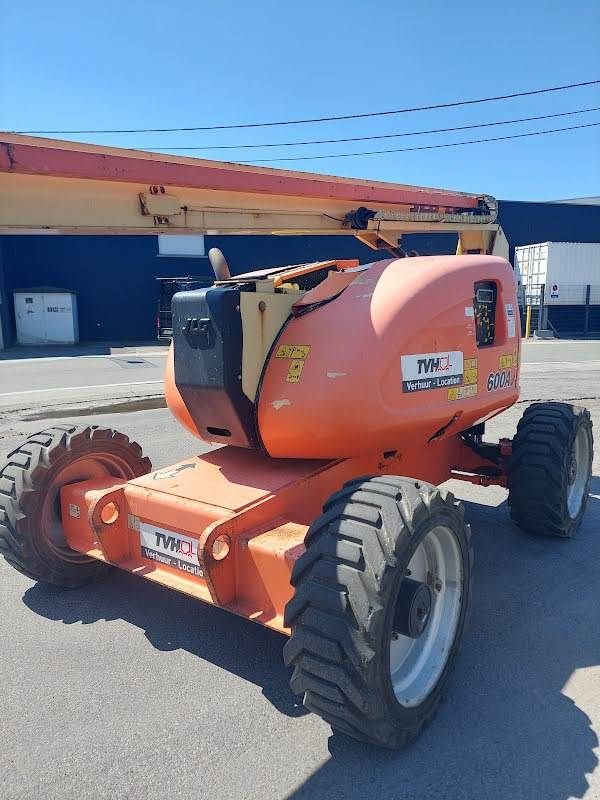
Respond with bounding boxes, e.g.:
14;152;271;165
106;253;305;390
521;283;600;337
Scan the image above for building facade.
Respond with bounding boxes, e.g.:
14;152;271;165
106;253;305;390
1;200;599;346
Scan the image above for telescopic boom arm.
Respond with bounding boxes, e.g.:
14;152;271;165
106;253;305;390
0;133;508;258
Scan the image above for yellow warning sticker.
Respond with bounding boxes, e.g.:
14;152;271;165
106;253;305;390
277;344;311;382
462;357;478;386
276;344;311;360
499;353;518;369
448;384;478;401
291;345;310;359
286;359;305;383
463;368;478;386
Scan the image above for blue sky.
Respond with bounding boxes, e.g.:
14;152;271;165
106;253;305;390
1;0;599;200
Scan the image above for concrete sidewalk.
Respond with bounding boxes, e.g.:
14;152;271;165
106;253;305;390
0;350;168;419
0;341;169;361
2;339;600;422
1;337;600;363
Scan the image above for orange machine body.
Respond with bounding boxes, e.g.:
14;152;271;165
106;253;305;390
60;431;497;635
259;255;519;458
61;253;520;635
166;255;520;457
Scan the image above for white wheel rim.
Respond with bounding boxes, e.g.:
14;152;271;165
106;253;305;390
390;525;463;708
568;426;591;518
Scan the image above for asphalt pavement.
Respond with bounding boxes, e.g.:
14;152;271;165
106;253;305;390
0;341;599;799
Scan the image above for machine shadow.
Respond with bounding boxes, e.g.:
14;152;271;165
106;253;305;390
22;480;600;800
22;570;306;719
288;482;600;800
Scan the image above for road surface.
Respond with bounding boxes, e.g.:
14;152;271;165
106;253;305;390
0;341;599;800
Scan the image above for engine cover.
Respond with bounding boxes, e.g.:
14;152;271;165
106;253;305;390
257;255;520;458
171;285;258;448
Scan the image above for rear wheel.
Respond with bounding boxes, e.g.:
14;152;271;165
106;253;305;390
0;425;151;587
508;402;593;538
284;476;473;748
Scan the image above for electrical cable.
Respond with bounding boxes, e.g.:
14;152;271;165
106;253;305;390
241;121;600;162
143;106;600;151
11;79;600;134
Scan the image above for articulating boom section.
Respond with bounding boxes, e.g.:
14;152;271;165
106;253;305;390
0;133;508;258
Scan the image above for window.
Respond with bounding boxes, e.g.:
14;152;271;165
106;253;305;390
157;235;205;258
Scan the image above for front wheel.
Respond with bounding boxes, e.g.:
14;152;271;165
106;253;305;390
284;476;473;748
0;425;151;587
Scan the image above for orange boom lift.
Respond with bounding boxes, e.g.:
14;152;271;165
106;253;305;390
0;135;593;747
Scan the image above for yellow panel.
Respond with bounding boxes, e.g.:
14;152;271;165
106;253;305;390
241;290;304;401
456;230;493;255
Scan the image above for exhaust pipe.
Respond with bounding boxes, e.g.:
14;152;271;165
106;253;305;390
208;248;231;281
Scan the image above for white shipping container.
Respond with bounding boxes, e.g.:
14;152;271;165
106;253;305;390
515;242;600;305
14;290;79;345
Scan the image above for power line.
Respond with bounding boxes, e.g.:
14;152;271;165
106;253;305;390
145;106;600;150
240;121;600;162
12;79;600;134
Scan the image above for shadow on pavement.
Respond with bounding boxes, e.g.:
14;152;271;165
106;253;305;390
22;563;305;719
22;479;600;800
290;480;600;800
0;344;114;360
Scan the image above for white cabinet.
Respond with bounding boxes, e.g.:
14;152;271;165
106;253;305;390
14;290;79;345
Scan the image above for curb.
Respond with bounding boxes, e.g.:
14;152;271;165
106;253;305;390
3;395;166;422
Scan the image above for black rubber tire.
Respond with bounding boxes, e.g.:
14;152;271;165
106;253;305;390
0;424;152;587
283;476;473;749
508;402;593;538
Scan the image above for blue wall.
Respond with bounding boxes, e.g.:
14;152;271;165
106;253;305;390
1;199;599;344
0;232;454;343
498;200;600;262
1;235;201;342
0;241;9;347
